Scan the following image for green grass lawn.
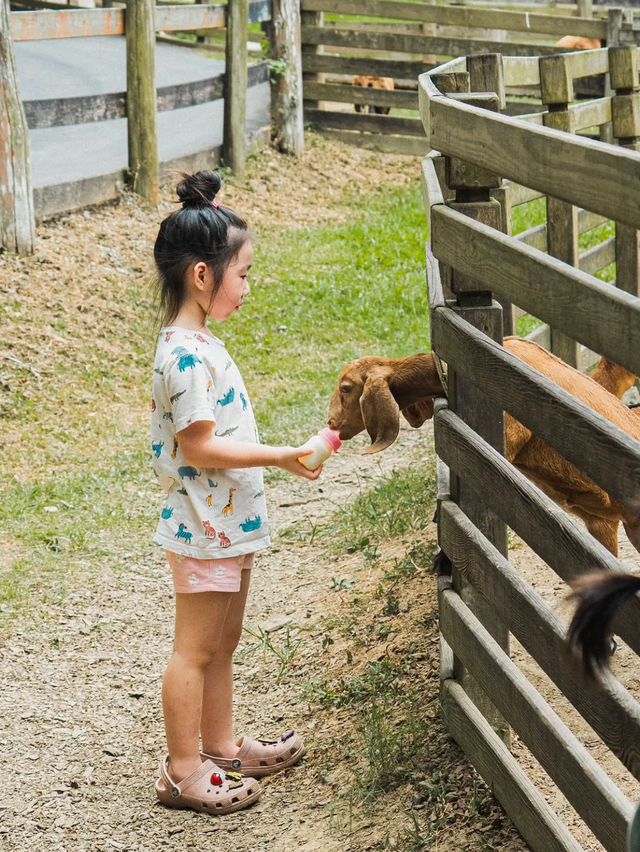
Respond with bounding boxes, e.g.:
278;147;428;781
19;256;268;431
0;168;429;626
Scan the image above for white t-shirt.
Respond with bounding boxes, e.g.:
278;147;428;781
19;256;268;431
150;327;270;558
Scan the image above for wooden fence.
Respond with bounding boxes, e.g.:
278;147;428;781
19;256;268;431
421;46;640;850
8;1;272;219
300;0;640;155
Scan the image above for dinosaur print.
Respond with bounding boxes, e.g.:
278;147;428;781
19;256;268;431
178;465;200;480
163;411;173;422
170;388;187;403
195;333;209;344
239;515;261;532
151;398;156;412
165;331;175;342
171;437;179;458
161;506;174;519
177;352;203;372
207;479;218;488
217;387;235;407
152;441;164;458
175;523;192;543
240;392;248;411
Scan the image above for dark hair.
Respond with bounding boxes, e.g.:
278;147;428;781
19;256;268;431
154;171;250;326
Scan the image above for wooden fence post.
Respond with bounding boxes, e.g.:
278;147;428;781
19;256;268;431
442;88;510;744
610;45;640;299
468;54;517;336
577;0;593;18
301;8;323;111
126;0;158;203
268;0;304;155
0;0;35;254
223;0;248;175
540;52;580;367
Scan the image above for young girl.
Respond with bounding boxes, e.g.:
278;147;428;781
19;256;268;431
150;170;321;814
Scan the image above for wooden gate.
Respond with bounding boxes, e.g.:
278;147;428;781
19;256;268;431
421;47;640;850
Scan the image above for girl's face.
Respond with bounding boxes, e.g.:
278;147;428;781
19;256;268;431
207;239;253;322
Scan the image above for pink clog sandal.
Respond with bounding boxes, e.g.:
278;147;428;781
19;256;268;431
155;756;261;814
202;730;304;778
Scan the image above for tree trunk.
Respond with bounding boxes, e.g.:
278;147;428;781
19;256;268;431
269;0;304;155
0;0;35;254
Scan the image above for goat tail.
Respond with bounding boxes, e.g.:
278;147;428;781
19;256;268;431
567;571;640;675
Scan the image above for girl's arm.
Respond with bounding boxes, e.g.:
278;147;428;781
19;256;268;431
178;420;321;480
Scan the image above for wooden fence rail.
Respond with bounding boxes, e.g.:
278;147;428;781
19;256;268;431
299;0;640;156
421;46;640;850
4;1;279;224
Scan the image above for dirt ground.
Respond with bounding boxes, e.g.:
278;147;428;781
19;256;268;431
1;134;639;851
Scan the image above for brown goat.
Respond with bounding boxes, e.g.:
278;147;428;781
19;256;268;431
353;75;394;115
327;337;640;557
555;35;602;51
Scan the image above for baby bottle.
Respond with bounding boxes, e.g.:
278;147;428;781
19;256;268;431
298;428;342;470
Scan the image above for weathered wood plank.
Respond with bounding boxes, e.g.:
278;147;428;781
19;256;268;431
303;53;431;79
302;25;563;59
439;584;634;852
303;81;417;110
23;62;268;128
430;204;640;373
10;6;124;39
9;1;270;40
300;0;606;40
420;87;640;231
580;236;615;275
223;0;248;174
440;499;640;781
1;0;35;253
441;679;584;852
430;311;640;507
126;0;158;202
305;107;423;135
319;128;427;156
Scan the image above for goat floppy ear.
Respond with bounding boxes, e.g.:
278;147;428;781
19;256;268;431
359;371;400;454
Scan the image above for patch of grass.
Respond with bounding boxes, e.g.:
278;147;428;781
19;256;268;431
323;465;437;556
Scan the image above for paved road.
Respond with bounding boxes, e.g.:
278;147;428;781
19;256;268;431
14;36;270;189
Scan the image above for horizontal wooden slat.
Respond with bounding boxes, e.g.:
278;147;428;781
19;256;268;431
303;53;431;79
10;1;269;40
302;24;563;59
23;63;268;128
569;96;611;132
303;81;417;110
505;181;545;208
503;56;541;88
10;7;124;39
304;107;423;135
432;400;629;583
430;205;640;373
320;129;427;155
431;313;640;507
301;0;606;40
439;583;634;852
440;499;640;780
580;236;615;276
420;84;640;231
515;222;547;251
441;679;584;852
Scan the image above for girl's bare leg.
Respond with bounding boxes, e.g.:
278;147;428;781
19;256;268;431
162;589;234;781
200;568;251;757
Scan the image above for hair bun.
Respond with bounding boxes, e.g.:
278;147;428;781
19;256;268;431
176;170;222;208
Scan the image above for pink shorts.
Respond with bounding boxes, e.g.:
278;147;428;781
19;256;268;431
165;551;254;594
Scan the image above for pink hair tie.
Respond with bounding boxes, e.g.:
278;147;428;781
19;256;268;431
212;200;220;209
